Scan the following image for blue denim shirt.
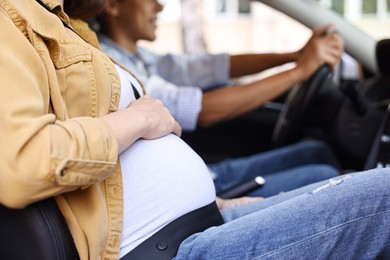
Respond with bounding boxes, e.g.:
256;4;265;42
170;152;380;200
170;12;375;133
98;34;231;131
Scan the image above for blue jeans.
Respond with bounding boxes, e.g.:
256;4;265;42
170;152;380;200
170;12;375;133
208;139;341;197
175;168;390;259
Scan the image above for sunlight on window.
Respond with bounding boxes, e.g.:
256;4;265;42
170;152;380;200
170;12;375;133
142;0;390;55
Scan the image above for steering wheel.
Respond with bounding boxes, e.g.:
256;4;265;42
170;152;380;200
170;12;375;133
272;65;331;147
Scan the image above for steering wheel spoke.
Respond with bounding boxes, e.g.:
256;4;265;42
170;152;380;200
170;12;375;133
273;65;331;146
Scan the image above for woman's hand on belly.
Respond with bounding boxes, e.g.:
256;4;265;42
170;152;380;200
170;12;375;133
129;95;182;140
102;95;182;153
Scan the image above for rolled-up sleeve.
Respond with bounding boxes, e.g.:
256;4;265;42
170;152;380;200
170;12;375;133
142;49;231;90
138;49;230;130
52;118;118;186
145;75;202;131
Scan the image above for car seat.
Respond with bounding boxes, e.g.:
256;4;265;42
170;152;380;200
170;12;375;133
0;198;79;260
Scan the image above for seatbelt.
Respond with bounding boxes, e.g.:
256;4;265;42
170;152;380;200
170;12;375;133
131;84;141;99
364;103;390;169
122;201;224;260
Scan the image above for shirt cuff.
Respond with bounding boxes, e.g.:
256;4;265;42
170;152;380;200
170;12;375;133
213;53;230;86
175;87;203;131
144;75;203;131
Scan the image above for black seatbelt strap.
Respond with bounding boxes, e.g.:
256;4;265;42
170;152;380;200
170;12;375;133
364;104;390;169
131;84;141;99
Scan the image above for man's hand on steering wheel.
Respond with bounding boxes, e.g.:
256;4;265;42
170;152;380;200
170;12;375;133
296;24;344;80
272;24;344;147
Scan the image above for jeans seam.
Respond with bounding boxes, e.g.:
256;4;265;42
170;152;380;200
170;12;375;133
252;210;390;259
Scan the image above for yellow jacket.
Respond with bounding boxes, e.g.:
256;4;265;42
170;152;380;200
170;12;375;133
0;0;124;258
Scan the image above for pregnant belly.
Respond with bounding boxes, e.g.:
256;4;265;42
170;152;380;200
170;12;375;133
119;134;216;253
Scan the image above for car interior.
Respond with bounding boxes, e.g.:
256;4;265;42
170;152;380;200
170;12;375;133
1;0;390;259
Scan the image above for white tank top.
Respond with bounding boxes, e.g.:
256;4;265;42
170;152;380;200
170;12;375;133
114;65;216;257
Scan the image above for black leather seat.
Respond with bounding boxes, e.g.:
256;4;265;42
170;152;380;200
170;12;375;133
0;198;79;260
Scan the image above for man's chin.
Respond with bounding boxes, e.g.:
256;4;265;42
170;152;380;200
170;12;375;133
145;35;157;42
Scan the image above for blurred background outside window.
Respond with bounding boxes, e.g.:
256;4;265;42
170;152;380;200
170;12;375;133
140;0;390;79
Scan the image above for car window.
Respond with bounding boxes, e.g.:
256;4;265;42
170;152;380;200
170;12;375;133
146;0;390;52
312;0;390;40
141;0;310;55
140;0;389;78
